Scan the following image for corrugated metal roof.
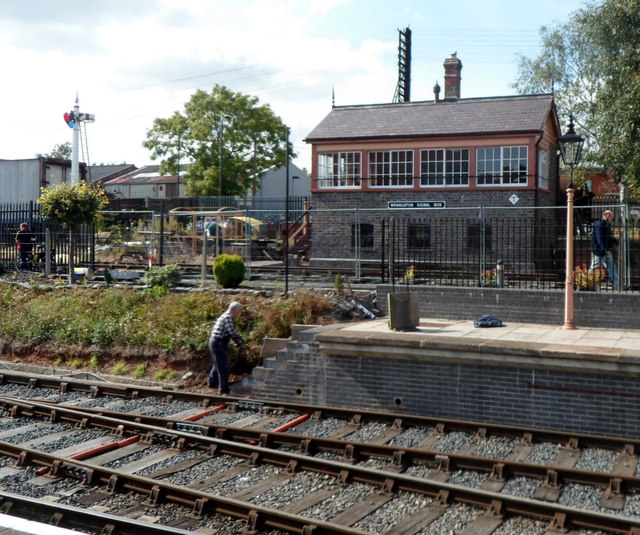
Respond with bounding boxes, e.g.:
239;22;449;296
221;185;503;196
102;165;185;185
305;94;555;142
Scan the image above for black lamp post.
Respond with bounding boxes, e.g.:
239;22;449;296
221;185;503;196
557;115;585;329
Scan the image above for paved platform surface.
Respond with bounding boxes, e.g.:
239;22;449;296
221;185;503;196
336;317;640;353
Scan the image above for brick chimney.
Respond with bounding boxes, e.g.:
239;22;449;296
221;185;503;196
443;53;462;100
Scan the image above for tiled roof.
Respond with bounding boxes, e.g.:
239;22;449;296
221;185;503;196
305;94;555;141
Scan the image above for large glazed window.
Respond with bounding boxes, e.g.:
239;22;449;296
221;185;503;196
368;150;414;187
420;148;469;187
477;146;528;186
318;152;362;188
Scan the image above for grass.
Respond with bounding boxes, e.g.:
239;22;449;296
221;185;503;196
111;362;130;376
0;286;335;376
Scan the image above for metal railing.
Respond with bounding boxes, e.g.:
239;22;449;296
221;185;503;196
386;205;639;292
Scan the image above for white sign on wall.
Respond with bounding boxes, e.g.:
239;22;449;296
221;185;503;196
388;200;446;209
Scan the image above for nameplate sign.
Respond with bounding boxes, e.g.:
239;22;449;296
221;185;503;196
388;200;446;209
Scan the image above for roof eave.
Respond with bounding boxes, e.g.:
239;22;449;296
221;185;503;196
306;129;546;144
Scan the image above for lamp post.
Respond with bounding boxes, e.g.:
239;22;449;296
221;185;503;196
557;115;585;330
218;114;234;197
284;126;290;296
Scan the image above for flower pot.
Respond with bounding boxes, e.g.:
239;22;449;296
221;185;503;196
577;285;596;291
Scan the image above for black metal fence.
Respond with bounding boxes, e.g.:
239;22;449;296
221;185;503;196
387;204;640;292
0;202;94;274
3;198;639;293
0;197;310;274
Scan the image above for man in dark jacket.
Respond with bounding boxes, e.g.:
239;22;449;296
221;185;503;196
15;223;35;270
591;210;619;290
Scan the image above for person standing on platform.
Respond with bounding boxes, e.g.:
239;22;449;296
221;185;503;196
207;301;244;394
591;210;619;290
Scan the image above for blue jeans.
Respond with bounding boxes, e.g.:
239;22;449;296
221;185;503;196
591;254;619;290
207;338;230;393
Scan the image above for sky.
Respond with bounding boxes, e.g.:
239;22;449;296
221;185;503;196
0;0;590;172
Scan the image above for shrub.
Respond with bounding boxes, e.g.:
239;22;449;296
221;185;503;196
213;254;245;288
144;264;182;288
574;263;604;289
334;274;344;295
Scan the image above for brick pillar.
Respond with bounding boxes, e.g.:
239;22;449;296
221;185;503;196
443;53;462;100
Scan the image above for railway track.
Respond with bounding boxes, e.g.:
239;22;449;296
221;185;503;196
0;370;637;534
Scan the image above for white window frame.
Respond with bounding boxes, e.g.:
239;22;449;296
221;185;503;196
420;148;469;187
477;146;528;186
317;152;362;189
368;150;414;188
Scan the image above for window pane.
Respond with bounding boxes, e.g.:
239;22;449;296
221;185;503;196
477;146;527;186
318;152;361;188
407;223;431;248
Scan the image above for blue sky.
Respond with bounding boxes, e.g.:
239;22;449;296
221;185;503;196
0;0;590;171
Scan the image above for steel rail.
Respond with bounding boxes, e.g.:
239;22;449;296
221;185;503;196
0;397;639;533
0;444;371;535
3;396;639;502
1;370;639;453
0;433;638;535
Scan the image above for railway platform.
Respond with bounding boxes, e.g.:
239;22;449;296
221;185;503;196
333;316;640;356
0;513;79;535
241;317;640;438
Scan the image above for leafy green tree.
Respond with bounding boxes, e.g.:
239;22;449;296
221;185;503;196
38;182;108;283
578;0;640;189
144;85;294;196
512;21;604;166
35;142;73;160
513;0;640;189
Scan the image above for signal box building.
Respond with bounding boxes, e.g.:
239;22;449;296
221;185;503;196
304;54;563;269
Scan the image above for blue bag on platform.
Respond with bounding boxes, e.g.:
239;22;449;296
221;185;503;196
474;315;503;328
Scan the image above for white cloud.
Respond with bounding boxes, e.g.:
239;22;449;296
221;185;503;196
0;0;587;170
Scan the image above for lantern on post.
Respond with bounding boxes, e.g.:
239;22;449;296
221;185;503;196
557;115;585;330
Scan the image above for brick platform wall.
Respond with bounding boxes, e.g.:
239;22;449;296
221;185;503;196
244;338;640;438
376;285;640;330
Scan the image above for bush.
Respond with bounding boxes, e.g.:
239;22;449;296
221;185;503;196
144;264;182;288
213;254;245;288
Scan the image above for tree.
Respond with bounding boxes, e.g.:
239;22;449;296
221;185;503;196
578;0;640;189
38;182;108;283
512;21;604;167
35;142;73;160
513;0;640;189
144;85;294;196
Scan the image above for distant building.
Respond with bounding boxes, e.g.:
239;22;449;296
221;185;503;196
249;163;310;198
87;164;137;185
0;157;85;204
102;165;186;199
